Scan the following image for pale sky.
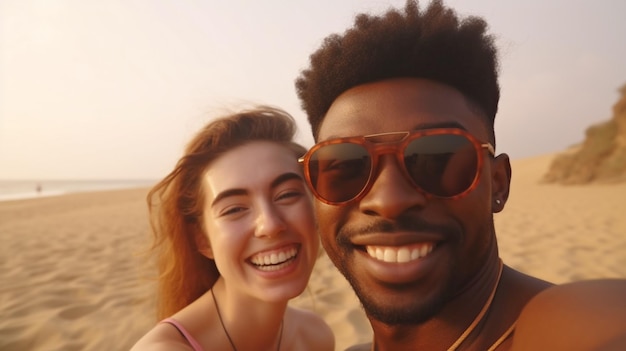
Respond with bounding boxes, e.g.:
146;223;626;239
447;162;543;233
1;0;625;180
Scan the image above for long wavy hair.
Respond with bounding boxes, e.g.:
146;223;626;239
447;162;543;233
147;106;306;319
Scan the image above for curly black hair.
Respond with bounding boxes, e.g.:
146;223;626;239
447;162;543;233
295;0;500;144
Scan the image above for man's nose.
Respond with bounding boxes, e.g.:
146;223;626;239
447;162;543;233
359;155;427;219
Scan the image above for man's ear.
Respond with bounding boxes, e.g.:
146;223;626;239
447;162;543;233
196;232;214;259
491;153;512;213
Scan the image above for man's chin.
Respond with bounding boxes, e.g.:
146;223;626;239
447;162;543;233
370;296;445;325
363;298;443;325
329;249;448;324
350;280;448;325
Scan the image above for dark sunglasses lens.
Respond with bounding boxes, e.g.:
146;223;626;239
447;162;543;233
404;134;478;197
307;143;372;203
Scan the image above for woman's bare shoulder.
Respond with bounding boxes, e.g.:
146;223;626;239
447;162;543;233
130;322;194;351
511;279;626;350
286;306;335;351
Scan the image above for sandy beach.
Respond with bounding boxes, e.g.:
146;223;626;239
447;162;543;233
1;153;625;351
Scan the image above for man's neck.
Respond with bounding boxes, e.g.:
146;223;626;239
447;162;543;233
366;256;505;351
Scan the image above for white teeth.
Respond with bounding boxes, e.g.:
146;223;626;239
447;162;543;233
397;247;410;263
411;248;420;260
384;248;395;262
250;247;298;268
365;244;434;263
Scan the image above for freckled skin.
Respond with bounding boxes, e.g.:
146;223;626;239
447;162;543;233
201;141;319;303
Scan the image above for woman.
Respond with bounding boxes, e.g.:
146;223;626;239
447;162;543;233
131;106;334;351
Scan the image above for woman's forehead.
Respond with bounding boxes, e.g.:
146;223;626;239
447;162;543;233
203;141;302;197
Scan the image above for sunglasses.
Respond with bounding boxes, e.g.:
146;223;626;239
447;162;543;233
298;128;495;205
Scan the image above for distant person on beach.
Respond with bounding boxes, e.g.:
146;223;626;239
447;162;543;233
295;1;626;350
36;183;41;194
131;107;334;351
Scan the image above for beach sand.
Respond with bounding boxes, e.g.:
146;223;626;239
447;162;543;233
1;154;625;351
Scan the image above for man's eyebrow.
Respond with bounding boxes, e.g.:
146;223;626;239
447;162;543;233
412;121;468;130
210;172;304;208
320;121;469;141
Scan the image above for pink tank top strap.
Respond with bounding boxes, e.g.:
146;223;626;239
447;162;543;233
160;317;204;351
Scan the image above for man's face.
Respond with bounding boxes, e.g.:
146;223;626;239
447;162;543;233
315;78;501;324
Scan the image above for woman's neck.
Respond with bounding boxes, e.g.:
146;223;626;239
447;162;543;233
210;278;288;350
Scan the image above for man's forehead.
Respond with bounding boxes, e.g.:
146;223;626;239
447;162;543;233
318;79;490;141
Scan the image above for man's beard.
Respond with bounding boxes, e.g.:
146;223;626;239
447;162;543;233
343;262;453;325
326;215;459;325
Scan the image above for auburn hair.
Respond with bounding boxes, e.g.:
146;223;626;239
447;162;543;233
147;106;306;319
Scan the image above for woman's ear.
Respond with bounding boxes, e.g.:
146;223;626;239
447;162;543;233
196;232;214;259
491;153;512;213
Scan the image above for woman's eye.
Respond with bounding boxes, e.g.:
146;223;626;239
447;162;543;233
276;190;302;202
222;206;247;216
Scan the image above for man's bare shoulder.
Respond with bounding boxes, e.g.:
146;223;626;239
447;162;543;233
511;279;626;350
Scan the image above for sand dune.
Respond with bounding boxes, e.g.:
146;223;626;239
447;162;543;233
1;154;625;351
496;154;626;284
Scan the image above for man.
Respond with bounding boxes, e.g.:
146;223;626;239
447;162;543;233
295;1;626;350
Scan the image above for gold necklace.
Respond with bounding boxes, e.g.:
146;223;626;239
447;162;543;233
446;259;504;351
370;260;510;351
486;320;517;351
211;289;283;351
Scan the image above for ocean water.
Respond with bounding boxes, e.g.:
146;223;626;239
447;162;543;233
0;180;157;202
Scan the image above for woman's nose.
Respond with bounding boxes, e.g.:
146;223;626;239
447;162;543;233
254;204;287;238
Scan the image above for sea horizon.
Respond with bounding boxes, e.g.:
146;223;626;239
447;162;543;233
0;179;158;202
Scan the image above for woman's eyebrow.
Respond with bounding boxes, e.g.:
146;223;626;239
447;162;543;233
270;172;304;189
211;188;248;208
210;172;303;208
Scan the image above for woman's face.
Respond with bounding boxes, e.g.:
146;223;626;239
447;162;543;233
200;141;319;302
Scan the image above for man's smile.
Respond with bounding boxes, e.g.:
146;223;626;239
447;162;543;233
365;243;435;263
